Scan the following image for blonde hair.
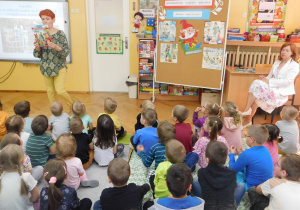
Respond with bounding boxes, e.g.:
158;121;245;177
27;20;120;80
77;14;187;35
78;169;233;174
56;134;77;159
205;101;220;116
165;139;186;163
0;132;21;149
281;105;299;121
142;100;155;110
5;115;23;136
221;101;242;126
247;125;269;145
50;101;63;116
72;100;86;117
172;105;189;123
104;97;117;114
69;117;83;134
0;144;28;195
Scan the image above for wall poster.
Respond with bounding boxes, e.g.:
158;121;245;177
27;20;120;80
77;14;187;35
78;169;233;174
96;34;123;54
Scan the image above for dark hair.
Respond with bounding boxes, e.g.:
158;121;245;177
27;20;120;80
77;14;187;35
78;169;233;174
134;12;144;20
141;108;157;126
166;163;192;197
31;115;48;135
263;123;283;143
5;115;23;136
107;158;130;186
281;154;300;181
206;141;228;166
157;121;176;145
44;159;67;210
279;43;298;62
172;105;189;123
95;114;115;149
206;116;223;141
206;102;220;116
165;139;186;163
14;101;30;118
0;132;21;149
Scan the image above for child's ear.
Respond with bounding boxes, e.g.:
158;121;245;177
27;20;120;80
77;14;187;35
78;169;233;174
281;169;288;178
205;157;210;164
187;184;192;192
108;176;112;183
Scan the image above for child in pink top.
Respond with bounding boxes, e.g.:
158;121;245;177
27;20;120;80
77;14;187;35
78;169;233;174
193;116;230;168
263;123;283;176
56;133;99;190
220;101;243;151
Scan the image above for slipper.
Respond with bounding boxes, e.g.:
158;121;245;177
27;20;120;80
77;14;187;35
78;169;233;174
81;180;99;188
242;108;252;116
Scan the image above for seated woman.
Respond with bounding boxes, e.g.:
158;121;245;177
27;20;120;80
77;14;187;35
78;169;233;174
243;43;299;126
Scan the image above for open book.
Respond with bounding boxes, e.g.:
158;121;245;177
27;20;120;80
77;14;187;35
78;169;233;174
32;25;51;47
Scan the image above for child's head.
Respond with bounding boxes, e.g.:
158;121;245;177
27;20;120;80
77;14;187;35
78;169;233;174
43;158;68;210
107;158;130;187
172;105;189;123
69;117;84;134
5;115;24;136
165;139;186;164
104;97;117;114
203;101;220;116
280;105;299;121
31;115;48;135
50;100;63;116
166;163;192;198
95;114;115;149
263;123;283;143
157;121;176;145
14;100;30;118
246;125;269;146
275;154;300;181
0;132;22;149
141;108;157;126
205;141;228;166
222;101;242;126
56;133;77;159
72;100;86;117
204;116;223;141
142;100;155;110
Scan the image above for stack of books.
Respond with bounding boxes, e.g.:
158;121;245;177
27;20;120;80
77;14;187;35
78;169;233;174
169;85;183;96
183;87;198;95
139;82;160;94
227;28;245;41
139;40;155;58
139;59;154;77
159;83;168;95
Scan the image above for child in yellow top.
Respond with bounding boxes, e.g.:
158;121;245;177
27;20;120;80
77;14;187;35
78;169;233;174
0;101;9;141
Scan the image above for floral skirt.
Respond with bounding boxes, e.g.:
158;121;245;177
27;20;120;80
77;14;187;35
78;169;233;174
249;80;288;113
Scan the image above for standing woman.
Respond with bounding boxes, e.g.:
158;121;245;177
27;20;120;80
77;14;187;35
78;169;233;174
242;43;299;126
34;9;72;107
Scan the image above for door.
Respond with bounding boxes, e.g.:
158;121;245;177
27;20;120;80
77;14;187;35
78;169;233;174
87;0;129;92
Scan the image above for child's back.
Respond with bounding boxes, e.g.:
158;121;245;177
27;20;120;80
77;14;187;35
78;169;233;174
134;127;158;155
49;113;69;141
220;116;243;150
0;104;9;140
276;120;299;153
73;132;92;164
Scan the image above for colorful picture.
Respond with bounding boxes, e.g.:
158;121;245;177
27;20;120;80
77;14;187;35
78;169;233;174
160;43;178;63
202;47;223;70
96;34;123;54
178;20;202;55
32;25;51;47
203;21;225;44
159;21;176;42
139;0;159;10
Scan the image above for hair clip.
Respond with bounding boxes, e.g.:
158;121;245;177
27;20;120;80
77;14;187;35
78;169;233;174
49;177;57;184
81;103;84;106
44;172;49;177
63;166;67;174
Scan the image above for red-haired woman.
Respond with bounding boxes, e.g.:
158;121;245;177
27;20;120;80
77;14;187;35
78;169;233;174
34;9;72;106
242;43;299;126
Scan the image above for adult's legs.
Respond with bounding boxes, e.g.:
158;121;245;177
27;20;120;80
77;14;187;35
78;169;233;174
43;75;56;104
243;92;256;112
243;101;259;125
53;68;72;107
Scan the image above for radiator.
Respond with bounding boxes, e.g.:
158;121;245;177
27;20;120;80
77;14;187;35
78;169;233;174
226;51;280;67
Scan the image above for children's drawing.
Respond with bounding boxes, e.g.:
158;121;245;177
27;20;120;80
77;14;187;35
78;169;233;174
159;21;176;42
139;0;159;10
178;20;202;55
202;47;223;70
96;34;123;54
160;43;178;63
203;21;225;44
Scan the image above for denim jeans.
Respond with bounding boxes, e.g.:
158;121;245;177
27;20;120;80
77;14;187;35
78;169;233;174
93;200;102;210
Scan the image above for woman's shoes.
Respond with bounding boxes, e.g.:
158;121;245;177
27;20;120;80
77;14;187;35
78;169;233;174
242;108;252;116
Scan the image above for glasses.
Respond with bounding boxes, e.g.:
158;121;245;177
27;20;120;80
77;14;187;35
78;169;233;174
276;162;281;168
246;135;251;138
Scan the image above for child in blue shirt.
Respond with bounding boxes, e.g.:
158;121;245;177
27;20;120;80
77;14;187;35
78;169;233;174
131;108;158;156
229;125;273;191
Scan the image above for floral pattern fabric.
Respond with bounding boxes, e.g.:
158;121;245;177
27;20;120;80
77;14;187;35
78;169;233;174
33;30;70;77
22;155;32;172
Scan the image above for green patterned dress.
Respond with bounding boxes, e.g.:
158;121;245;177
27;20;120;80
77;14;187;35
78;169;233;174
33;30;70;77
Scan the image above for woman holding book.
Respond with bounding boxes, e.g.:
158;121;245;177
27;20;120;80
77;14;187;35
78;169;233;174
33;9;72;107
242;43;299;126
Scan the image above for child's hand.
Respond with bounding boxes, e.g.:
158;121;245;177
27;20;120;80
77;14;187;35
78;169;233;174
195;107;201;112
137;145;145;152
230;146;237;154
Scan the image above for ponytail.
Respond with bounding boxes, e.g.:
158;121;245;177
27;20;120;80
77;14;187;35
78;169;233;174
277;135;284;143
223;101;242;126
263;123;282;143
209;121;219;141
207;116;223;142
48;183;64;210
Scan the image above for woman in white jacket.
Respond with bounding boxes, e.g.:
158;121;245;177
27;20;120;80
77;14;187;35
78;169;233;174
243;43;299;126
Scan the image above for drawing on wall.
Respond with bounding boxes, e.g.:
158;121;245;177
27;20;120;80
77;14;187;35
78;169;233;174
160;43;178;63
178;20;202;55
202;47;223;70
159;21;176;42
203;21;225;44
96;34;123;54
140;0;159;10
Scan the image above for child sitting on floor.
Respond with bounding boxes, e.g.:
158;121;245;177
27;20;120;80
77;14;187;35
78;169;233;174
48;100;69;141
172;105;193;154
94;158;152;210
150;163;204;210
249;153;300;210
70;117;94;169
0;101;9;141
71;100;93;134
14;100;33;134
135;100;158;131
276;105;299;154
56;133;99;190
229;125;273;191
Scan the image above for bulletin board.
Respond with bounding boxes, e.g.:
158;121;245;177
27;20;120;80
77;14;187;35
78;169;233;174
156;0;230;89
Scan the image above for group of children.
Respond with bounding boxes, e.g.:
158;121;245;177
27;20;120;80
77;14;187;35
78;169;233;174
0;97;299;210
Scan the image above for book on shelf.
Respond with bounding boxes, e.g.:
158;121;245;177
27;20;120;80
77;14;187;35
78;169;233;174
140;73;153;77
159;83;168;95
139;70;154;73
32;25;51;47
169;85;183;96
183;92;198;96
139;82;159;89
227;28;240;33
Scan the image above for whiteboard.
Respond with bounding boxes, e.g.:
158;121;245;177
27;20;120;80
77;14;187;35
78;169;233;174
0;0;71;63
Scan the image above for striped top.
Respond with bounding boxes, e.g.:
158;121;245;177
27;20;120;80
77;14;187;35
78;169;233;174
26;134;53;167
139;142;166;169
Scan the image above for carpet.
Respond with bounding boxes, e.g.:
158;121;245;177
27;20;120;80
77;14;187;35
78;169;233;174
118;133;133;145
